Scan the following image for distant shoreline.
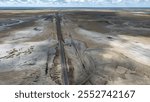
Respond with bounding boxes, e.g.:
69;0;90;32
0;7;150;10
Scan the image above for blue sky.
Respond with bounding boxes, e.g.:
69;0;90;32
0;0;150;7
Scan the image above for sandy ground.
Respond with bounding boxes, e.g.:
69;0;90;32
0;10;150;85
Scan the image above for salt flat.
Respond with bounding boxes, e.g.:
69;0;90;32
0;10;150;85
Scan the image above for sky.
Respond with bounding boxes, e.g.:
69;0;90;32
0;0;150;7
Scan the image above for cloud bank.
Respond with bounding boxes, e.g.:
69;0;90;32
0;0;149;7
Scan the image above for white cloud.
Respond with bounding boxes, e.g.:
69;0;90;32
0;0;149;7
